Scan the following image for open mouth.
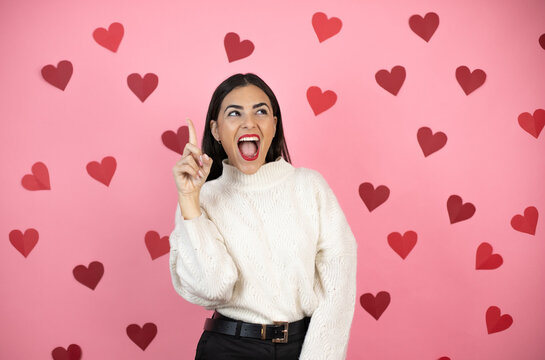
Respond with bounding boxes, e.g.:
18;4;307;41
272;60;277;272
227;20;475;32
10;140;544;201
237;138;260;161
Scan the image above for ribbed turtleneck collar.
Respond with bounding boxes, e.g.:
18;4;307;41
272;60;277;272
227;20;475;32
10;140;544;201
219;156;294;190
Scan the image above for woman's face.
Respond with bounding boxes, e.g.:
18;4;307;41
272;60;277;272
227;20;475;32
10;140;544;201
210;84;277;175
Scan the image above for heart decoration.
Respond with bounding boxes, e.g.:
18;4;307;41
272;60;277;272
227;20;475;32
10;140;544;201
360;291;390;320
409;12;439;42
447;195;475;224
73;261;104;290
126;323;157;350
486;306;513;334
306;86;337;115
162;126;189;155
438;357;451;360
312;12;342;43
145;231;170;260
9;229;39;257
86;156;116;186
375;66;406;95
224;32;254;62
455;66;486;95
41;60;73;90
127;73;158;102
93;22;124;52
51;344;82;360
539;34;545;50
476;242;503;270
359;182;390;212
517;109;545;139
511;206;538;235
21;161;51;190
387;231;417;259
417;127;447;156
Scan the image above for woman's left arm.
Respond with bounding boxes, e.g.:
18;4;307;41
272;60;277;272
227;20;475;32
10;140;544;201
299;172;358;360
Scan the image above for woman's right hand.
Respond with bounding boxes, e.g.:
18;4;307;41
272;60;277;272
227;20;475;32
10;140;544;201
172;118;213;198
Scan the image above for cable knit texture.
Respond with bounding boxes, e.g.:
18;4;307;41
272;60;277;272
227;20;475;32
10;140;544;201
169;155;358;359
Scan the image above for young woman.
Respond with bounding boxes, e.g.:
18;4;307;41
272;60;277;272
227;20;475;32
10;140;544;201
170;73;358;360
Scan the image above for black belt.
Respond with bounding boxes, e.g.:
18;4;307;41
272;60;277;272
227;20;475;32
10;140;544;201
203;310;311;343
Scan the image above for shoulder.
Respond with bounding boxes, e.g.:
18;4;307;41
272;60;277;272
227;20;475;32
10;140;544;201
291;165;331;194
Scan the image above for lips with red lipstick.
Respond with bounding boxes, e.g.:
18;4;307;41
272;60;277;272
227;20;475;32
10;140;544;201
237;134;260;160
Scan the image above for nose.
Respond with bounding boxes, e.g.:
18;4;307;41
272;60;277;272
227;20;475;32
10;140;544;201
241;113;258;129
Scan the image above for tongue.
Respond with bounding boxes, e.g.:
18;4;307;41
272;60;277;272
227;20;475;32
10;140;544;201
238;141;257;157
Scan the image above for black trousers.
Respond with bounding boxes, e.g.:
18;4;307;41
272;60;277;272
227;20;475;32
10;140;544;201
195;312;308;360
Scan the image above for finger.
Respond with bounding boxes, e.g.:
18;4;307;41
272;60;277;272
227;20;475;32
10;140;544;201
179;163;201;179
178;153;200;173
183;143;204;166
186;118;198;146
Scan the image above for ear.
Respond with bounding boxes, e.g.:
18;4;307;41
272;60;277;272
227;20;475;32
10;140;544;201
210;119;218;141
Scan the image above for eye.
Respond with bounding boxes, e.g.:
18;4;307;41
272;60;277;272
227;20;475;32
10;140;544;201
227;110;240;116
257;108;268;115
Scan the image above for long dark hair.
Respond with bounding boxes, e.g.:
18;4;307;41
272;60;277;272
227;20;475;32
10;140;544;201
201;73;292;182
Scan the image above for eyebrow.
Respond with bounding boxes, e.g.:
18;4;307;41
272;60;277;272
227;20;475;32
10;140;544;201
224;102;270;114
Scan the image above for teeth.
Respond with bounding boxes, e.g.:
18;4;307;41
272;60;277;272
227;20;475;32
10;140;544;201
238;136;259;142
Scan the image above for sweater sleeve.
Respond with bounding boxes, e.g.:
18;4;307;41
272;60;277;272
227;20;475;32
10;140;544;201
299;172;358;360
169;202;239;308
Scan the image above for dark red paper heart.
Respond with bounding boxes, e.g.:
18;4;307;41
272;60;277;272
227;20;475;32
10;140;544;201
375;66;406;95
539;34;545;50
360;291;390;320
476;242;503;270
127;73;158;102
511;206;538;235
9;228;39;257
408;12;439;42
306;86;337;115
224;32;254;62
51;344;82;360
312;12;342;43
145;231;170;260
417;127;447;156
162;126;189;155
21;161;51;190
93;22;124;52
486;306;513;334
41;60;73;90
447;195;475;224
73;261;104;290
359;182;390;212
387;231;417;259
127;323;157;350
86;156;116;186
517;109;545;139
455;66;486;95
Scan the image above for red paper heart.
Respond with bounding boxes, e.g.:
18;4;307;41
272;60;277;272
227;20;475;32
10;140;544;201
438;357;451;360
417;127;447;156
312;12;342;43
145;231;170;260
93;22;124;52
51;344;82;360
162;126;189;155
447;195;475;224
21;161;51;190
539;34;545;50
408;12;439;42
455;66;486;95
127;323;157;350
486;306;513;334
127;73;158;102
86;156;116;186
73;261;104;290
359;182;390;212
224;32;254;62
306;86;337;115
476;242;503;270
9;229;39;257
375;66;406;95
511;206;538;235
387;231;417;259
517;109;545;139
360;291;390;320
41;60;73;90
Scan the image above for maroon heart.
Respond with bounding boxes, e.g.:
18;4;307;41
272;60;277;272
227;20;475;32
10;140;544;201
145;231;170;260
162;126;190;155
447;195;475;224
127;322;157;350
9;228;39;257
455;66;486;95
360;291;390;320
73;261;104;290
41;60;73;90
224;32;254;62
408;12;439;42
127;73;158;102
51;344;82;360
417;127;447;157
375;66;406;95
359;182;390;212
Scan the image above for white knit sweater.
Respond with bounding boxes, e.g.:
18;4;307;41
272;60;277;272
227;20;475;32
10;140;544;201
169;155;358;359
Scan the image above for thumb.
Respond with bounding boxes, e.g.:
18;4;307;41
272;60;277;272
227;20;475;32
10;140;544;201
203;153;213;171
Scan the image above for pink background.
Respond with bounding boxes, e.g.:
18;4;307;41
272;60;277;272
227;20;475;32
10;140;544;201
1;0;544;358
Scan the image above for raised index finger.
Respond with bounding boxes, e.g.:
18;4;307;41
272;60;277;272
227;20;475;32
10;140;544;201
186;118;198;146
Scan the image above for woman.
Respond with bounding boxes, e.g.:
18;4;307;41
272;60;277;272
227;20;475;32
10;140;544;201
170;73;358;360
